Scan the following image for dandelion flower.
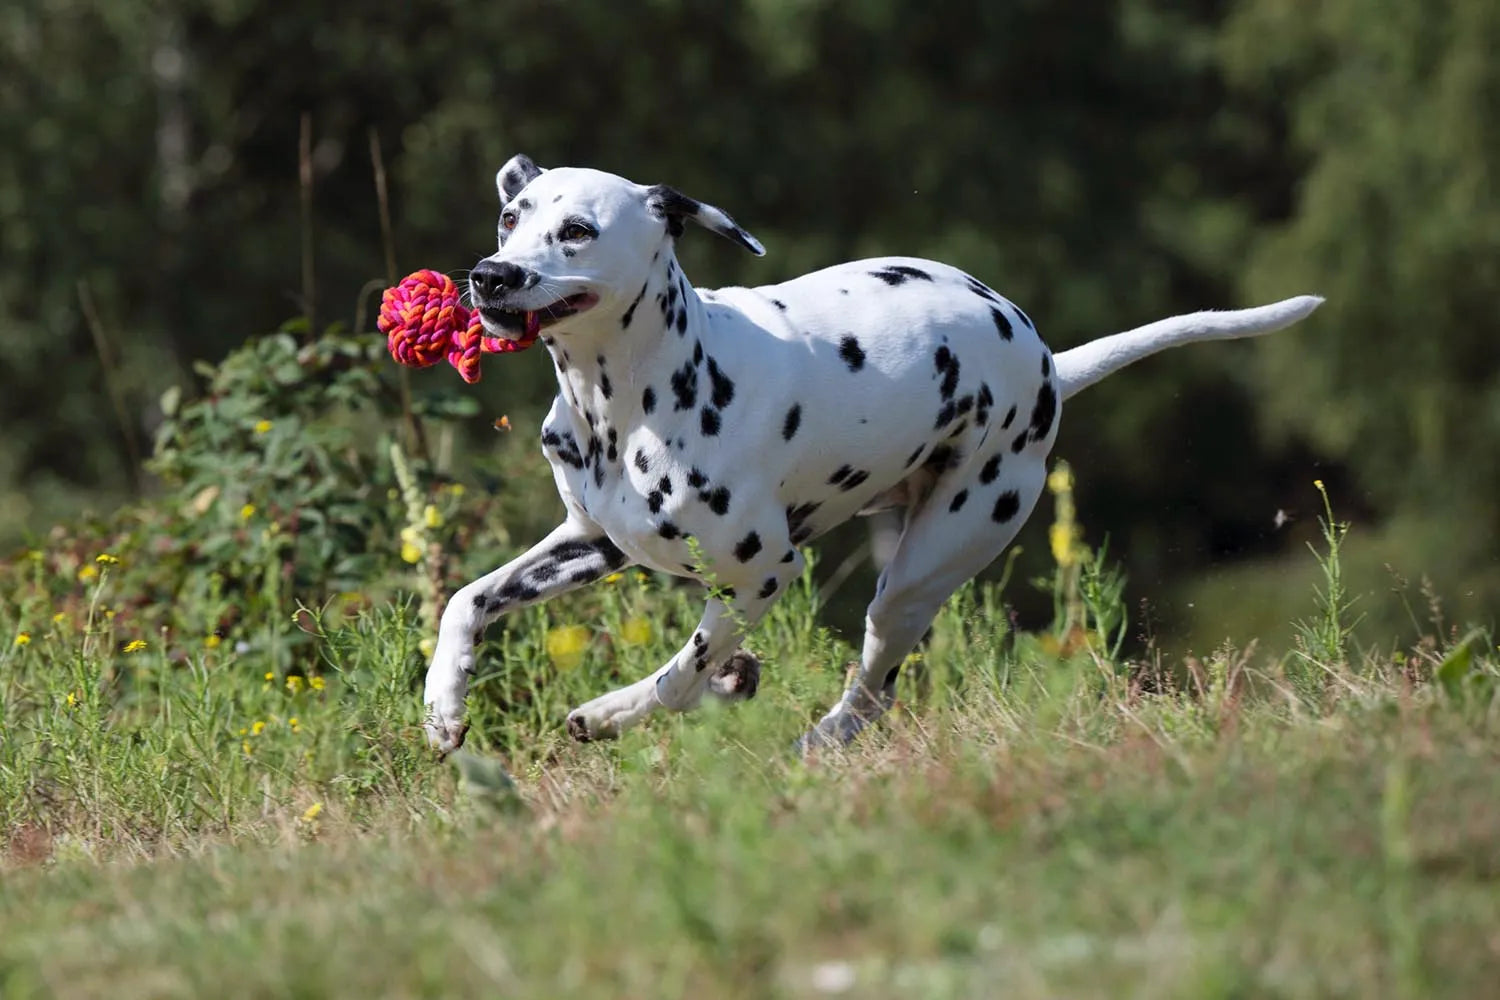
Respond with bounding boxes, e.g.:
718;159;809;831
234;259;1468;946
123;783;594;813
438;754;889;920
251;720;266;736
253;419;272;434
285;675;304;694
309;675;325;691
123;639;147;653
604;572;624;585
288;717;301;733
423;504;444;529
400;540;423;564
95;553;119;566
619;618;653;646
204;634;221;649
14;632;30;647
51;612;66;625
77;564;98;582
240;503;256;521
66;691;79;708
242;740;254;755
301;802;323;822
545;624;591;671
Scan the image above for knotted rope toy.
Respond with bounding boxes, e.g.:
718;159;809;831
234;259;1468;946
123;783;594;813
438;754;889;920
378;269;539;383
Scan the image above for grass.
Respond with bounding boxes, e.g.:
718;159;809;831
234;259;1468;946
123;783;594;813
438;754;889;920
3;441;1499;997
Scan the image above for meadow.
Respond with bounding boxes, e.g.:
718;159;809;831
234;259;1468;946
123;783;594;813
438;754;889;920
2;330;1498;999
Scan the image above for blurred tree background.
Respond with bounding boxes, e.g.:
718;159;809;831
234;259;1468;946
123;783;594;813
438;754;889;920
1;0;1495;651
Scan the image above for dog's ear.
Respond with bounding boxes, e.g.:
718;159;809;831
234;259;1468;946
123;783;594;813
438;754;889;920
646;185;765;256
496;155;545;203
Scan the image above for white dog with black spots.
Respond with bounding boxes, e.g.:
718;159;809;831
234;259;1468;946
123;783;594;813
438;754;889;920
422;154;1322;753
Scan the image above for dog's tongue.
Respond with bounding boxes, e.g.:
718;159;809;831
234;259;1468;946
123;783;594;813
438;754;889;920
525;311;541;340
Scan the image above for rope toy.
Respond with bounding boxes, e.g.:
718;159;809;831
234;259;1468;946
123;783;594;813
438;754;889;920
378;269;538;383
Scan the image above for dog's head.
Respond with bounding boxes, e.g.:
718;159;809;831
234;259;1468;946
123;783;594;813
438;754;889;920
469;155;764;341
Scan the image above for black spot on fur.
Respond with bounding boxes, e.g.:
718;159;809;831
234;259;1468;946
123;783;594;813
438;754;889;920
704;487;731;515
688;468;707;489
498;580;539;603
924;445;960;472
965;275;1001;303
992;490;1021;523
1011;431;1029;454
841;470;870;491
980;454;1001;484
934;401;957;429
562;247;576;259
634;449;650;474
904;445;925;468
991;307;1013;341
676;309;688;334
472;594;490;611
658;521;681;540
934;346;960;399
670;360;697;411
1001;404;1017;430
642;386;657;413
771;298;787;311
707;359;735;408
606;428;618;463
600;369;613;399
733;531;762;562
828;464;852;486
693;341;703;365
758;577;779;599
781;550;796;563
839;335;866;372
871;264;934;286
782;404;802;441
786;502;820;544
700;407;721;436
949;490;969;512
1041;354;1051;377
647;491;664;513
658;476;672;495
1030;380;1057;441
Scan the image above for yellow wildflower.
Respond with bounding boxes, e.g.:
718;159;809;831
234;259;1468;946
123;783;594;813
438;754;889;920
604;572;624;585
635;571;649;584
1050;522;1083;568
309;675;326;691
240;503;256;521
242;740;254;755
204;634;221;649
619;618;653;646
123;639;147;654
288;717;301;733
95;553;119;566
77;565;98;582
104;608;116;620
545;624;591;671
14;632;30;647
253;419;273;434
419;637;436;658
285;675;304;694
400;540;423;564
51;612;66;625
423;504;444;529
1313;479;1325;490
66;691;78;708
1046;465;1074;495
447;483;466;497
237;727;248;736
251;720;266;736
301;802;323;822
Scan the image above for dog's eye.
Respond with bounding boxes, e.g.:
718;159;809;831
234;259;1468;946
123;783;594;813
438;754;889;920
560;222;594;242
501;211;519;231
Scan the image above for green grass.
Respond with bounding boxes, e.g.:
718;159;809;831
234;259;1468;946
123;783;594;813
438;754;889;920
4;547;1500;998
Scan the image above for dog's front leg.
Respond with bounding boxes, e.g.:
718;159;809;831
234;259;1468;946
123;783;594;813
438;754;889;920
424;518;629;752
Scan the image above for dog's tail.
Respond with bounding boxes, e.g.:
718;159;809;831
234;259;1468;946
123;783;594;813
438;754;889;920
1054;295;1324;402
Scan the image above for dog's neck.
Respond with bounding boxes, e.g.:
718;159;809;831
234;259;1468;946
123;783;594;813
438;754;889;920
542;247;706;435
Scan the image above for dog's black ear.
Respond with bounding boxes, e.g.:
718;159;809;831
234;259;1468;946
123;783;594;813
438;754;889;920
646;185;765;256
496;155;545;203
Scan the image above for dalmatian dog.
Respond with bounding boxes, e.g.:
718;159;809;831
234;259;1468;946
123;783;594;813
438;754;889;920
421;154;1322;753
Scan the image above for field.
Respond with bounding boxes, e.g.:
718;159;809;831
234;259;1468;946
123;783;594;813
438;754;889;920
3;334;1499;999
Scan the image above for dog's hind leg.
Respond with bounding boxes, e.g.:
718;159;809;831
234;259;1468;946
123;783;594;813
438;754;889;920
798;455;1047;751
424;517;630;752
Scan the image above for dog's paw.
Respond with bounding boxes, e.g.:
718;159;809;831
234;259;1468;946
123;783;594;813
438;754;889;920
422;661;472;757
565;683;657;742
706;650;760;702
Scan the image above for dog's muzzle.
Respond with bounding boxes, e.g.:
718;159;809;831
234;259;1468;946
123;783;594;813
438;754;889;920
469;261;597;339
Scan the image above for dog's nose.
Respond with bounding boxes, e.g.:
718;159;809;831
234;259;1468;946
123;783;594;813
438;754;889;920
470;260;529;299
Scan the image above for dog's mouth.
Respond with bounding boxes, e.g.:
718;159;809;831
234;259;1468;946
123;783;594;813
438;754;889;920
480;292;599;341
